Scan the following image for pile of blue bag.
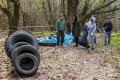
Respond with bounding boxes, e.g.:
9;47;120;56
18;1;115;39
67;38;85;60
37;32;77;45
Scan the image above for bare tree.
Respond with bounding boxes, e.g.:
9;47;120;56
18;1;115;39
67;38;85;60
0;0;20;35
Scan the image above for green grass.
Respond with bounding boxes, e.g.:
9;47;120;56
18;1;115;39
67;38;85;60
33;31;53;35
111;33;120;49
108;33;120;69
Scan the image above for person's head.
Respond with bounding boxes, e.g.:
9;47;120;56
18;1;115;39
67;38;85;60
91;19;94;23
59;14;64;20
91;15;94;18
106;17;110;23
86;18;89;22
73;14;78;21
85;23;87;26
68;18;71;22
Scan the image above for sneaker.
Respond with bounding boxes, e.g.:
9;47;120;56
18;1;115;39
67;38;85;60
108;42;110;45
73;45;78;47
87;46;90;49
104;44;106;45
76;45;78;47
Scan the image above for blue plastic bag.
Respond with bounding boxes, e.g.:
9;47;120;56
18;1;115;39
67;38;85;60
64;41;71;45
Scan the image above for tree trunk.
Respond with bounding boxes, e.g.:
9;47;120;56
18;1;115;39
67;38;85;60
67;0;79;19
7;0;20;35
23;12;28;27
7;0;13;35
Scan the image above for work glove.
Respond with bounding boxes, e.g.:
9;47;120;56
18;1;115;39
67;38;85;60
105;26;107;30
91;32;93;36
102;27;104;30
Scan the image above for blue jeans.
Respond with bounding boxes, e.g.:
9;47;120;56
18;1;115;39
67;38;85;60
104;31;112;44
94;35;96;44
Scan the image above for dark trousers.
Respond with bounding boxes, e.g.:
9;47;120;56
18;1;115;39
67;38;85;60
57;30;64;46
74;37;79;46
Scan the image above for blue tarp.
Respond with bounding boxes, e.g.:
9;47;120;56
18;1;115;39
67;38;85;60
37;32;80;45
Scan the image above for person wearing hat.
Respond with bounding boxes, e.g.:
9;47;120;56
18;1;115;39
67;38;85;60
56;14;66;46
87;19;96;50
102;17;113;45
91;15;97;44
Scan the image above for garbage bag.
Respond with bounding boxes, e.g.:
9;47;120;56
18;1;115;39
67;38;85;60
37;38;46;42
67;37;73;42
37;38;57;43
49;32;57;39
64;41;71;45
79;31;89;48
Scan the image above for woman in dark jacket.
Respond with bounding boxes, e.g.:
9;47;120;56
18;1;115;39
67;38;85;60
72;15;81;47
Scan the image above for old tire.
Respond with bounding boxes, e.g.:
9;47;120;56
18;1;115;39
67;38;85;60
39;42;56;47
15;30;35;38
12;45;40;64
6;31;38;58
5;36;10;56
13;53;39;76
11;42;30;53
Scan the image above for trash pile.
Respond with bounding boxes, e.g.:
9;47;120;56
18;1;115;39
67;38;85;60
5;30;40;76
37;32;76;45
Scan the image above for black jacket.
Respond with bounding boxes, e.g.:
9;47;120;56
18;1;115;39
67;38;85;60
66;22;71;32
72;20;81;37
103;21;113;32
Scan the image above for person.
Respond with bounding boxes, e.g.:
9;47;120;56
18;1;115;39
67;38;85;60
91;15;97;44
56;14;66;46
87;19;96;50
66;18;71;35
102;17;113;45
72;15;81;47
84;23;88;32
86;18;91;26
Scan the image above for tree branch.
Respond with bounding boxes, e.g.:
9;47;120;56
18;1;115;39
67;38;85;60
0;4;10;16
91;0;117;12
93;7;120;14
80;0;90;17
9;0;18;3
89;0;96;8
80;7;120;22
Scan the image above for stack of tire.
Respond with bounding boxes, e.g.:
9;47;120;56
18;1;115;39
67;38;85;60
5;30;40;76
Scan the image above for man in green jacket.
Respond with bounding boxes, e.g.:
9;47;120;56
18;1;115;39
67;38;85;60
56;14;66;46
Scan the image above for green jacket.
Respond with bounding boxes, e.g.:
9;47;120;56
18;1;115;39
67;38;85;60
72;21;81;37
56;19;66;31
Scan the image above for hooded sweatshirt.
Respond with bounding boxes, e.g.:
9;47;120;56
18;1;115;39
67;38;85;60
88;22;96;34
91;15;96;23
56;19;66;31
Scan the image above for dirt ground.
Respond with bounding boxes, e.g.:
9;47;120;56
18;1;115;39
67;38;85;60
0;33;120;80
